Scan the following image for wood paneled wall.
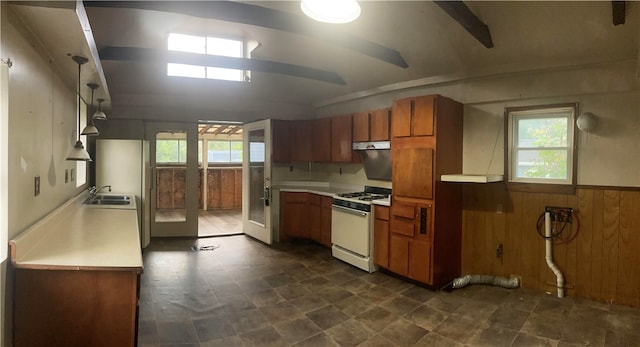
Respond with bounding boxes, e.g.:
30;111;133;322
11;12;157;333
156;167;242;211
461;184;640;308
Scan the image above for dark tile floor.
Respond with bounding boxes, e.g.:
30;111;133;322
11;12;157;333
138;235;640;347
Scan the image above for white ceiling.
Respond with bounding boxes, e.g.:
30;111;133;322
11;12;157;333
10;1;639;123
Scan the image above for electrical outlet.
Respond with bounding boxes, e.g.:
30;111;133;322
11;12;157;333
34;176;40;196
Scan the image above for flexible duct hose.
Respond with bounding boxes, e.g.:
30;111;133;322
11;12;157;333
451;274;520;289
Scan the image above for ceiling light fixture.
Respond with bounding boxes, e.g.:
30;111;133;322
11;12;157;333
66;55;92;161
81;83;100;136
93;98;107;121
301;0;361;24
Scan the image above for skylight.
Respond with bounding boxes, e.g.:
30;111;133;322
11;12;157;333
167;33;248;82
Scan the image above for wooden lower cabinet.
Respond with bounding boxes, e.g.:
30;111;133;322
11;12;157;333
388;234;432;284
280;192;331;247
320;196;332;247
373;205;390;268
308;194;321;243
14;268;140;347
281;192;309;239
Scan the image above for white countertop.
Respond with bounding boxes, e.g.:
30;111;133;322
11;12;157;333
9;191;143;271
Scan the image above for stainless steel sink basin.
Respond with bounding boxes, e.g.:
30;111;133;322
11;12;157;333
93;195;131;202
83;194;133;206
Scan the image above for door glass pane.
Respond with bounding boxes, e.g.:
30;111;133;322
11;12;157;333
155;131;187;222
249;129;265;225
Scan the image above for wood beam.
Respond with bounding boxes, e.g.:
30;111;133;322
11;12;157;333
433;1;494;48
612;1;625;26
99;46;346;85
84;1;408;68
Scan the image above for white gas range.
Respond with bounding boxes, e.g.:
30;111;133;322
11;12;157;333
331;186;391;272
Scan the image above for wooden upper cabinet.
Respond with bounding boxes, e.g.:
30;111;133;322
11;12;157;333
392;146;434;200
370;108;391;141
392;99;412;137
413;96;435;136
330;114;353;162
291;120;312;162
272;120;291;162
354;108;391;142
312;118;331;162
391;96;434;137
352;112;370;142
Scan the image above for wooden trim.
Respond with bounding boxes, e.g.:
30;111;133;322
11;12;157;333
612;1;625;25
433;1;494;48
504;102;578;195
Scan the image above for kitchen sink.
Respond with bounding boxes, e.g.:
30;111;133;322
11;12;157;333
83;194;134;208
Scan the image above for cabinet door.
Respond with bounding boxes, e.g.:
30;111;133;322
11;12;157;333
308;194;321;243
413;96;435;136
312;118;331;162
374;218;390;268
392;99;412;138
330;114;354;162
281;192;309;238
370;108;391;141
320;196;332;247
272;120;291;162
291;120;312;162
392;146;434;199
352;112;370;142
389;234;409;276
408;239;431;284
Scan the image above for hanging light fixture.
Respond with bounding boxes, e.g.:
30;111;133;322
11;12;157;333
301;0;361;24
93;98;107;121
81;83;100;136
66;55;92;161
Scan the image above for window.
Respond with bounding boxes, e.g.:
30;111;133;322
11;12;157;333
207;141;242;163
156;139;203;163
167;33;247;82
506;104;576;189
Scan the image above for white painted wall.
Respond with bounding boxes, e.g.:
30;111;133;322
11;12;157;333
2;5;89;343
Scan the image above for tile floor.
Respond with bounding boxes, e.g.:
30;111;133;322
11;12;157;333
138;235;640;346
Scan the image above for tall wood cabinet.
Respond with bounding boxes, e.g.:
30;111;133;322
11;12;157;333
386;94;463;287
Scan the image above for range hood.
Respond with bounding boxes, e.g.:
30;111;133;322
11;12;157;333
353;141;392;181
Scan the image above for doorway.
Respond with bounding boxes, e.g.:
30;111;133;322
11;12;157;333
197;122;243;237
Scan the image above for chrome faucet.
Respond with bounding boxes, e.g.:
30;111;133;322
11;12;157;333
89;185;111;200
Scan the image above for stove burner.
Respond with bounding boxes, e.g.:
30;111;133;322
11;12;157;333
336;192;389;201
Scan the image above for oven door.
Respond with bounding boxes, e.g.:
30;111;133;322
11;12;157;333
331;205;370;257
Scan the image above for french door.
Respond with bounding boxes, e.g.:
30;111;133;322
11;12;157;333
146;122;198;237
242;120;272;244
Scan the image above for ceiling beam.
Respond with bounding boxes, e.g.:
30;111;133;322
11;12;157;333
612;1;625;25
99;46;346;85
84;1;408;68
433;1;494;48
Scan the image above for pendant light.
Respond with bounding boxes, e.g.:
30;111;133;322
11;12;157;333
301;0;361;24
81;83;99;136
66;55;92;161
93;98;107;121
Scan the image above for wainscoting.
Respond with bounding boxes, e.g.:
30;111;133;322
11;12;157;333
461;184;640;308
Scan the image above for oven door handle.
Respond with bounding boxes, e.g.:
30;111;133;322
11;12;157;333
332;205;368;217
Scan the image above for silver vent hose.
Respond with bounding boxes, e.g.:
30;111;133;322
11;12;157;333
450;275;520;290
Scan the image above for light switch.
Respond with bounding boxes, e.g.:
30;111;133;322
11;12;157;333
65;169;69;183
34;176;40;196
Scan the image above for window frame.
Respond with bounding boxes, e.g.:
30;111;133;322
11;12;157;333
167;32;249;82
505;103;578;194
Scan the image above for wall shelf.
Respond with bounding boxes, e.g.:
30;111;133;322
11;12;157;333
441;174;504;183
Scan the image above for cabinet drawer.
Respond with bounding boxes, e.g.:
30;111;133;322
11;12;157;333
282;192;308;203
374;205;389;221
392;203;415;219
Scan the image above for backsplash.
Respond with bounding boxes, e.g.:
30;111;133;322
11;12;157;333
272;162;392;188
